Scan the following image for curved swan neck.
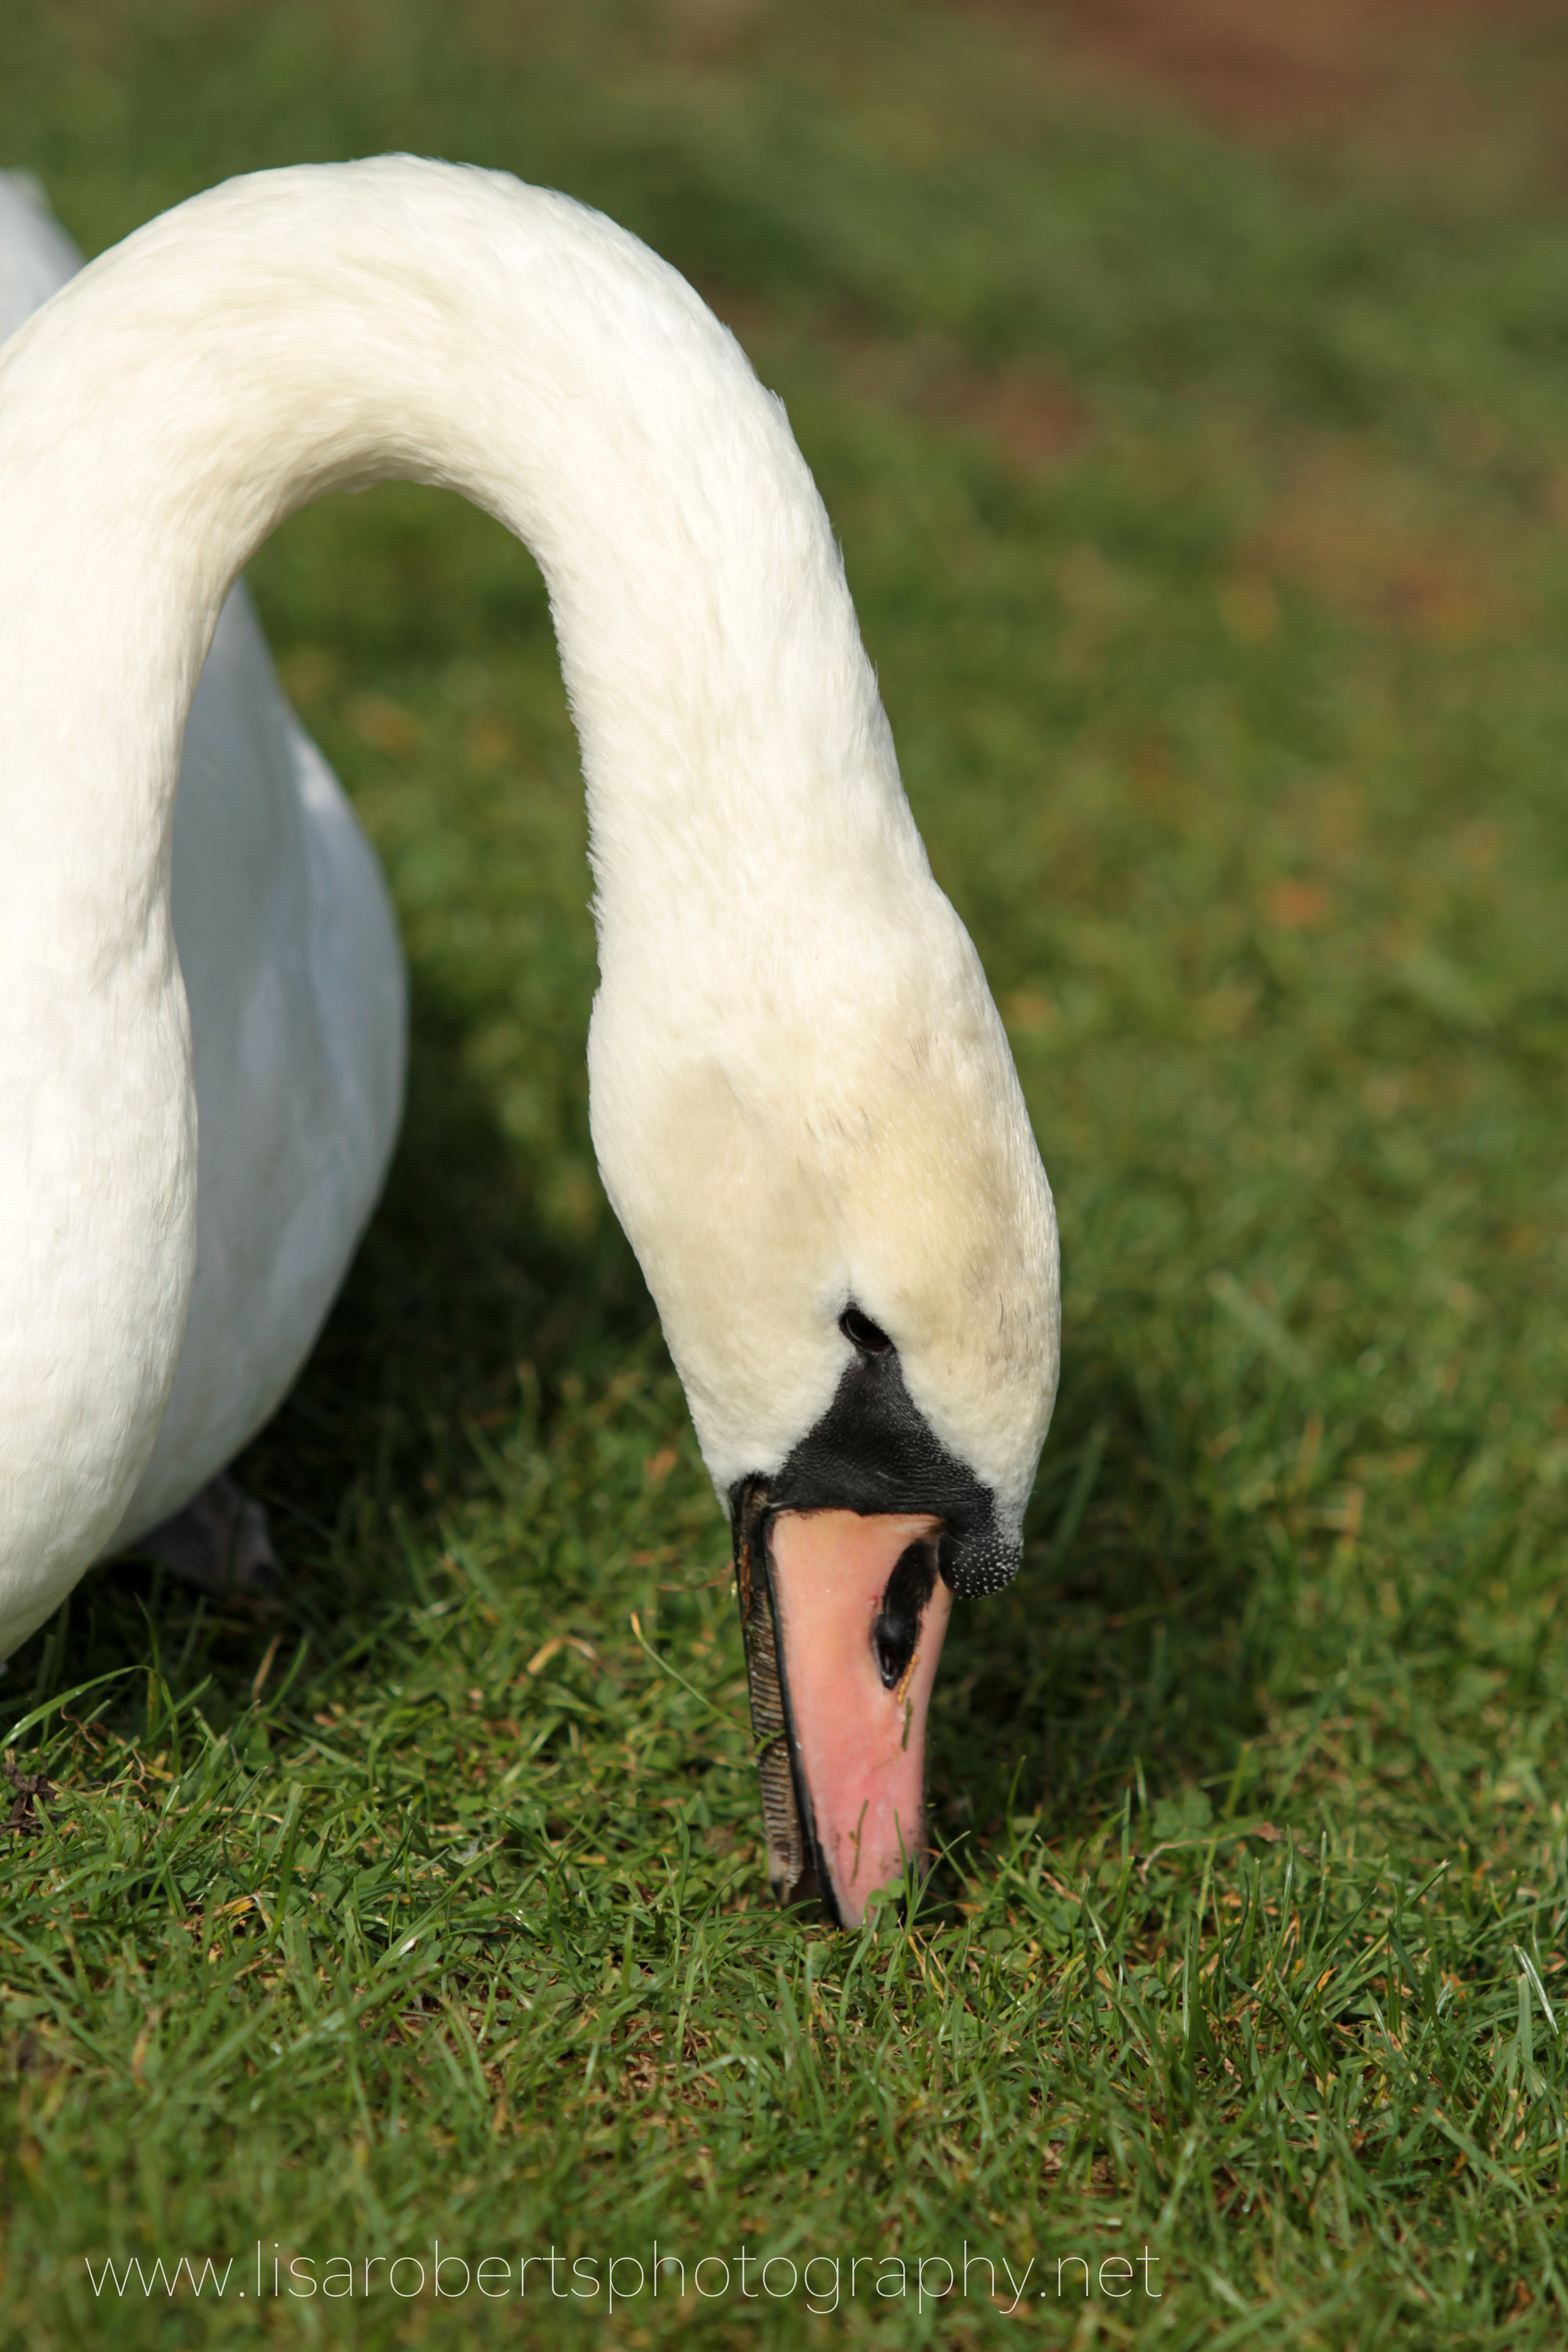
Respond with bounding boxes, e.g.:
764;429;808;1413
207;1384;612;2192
0;158;953;1597
0;159;914;971
0;157;1060;1639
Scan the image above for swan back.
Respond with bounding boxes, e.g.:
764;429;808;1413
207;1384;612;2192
0;171;404;1649
0;173;82;341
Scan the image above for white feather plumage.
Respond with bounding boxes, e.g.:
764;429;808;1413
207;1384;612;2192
0;160;1058;1662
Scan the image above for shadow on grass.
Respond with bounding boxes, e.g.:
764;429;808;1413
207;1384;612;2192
8;967;657;1733
930;1333;1275;1876
11;980;1278;1881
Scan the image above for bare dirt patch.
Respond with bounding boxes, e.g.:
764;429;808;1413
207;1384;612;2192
976;0;1549;144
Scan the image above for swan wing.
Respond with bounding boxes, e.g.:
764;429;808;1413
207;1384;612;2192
0;172;84;340
115;586;406;1544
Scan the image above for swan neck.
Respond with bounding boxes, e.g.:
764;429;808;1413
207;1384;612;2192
0;160;903;965
0;160;925;1608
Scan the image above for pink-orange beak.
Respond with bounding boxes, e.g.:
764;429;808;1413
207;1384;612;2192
733;1488;953;1927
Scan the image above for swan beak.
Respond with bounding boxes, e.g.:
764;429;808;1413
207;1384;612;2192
734;1494;953;1928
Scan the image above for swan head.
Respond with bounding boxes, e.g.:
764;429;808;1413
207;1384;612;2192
588;854;1059;1926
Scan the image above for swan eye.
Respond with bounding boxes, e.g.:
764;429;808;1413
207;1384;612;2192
840;1305;893;1355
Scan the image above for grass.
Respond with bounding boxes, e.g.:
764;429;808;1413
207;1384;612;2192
5;0;1568;2341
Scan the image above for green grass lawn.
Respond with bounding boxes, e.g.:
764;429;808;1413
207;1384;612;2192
6;1;1568;2341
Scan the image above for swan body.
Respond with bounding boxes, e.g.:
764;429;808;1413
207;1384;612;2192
0;171;406;1577
0;161;1059;1922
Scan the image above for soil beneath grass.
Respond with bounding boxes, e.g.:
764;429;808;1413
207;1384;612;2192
975;0;1554;141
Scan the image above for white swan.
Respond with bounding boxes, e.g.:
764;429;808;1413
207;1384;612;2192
0;160;1059;1926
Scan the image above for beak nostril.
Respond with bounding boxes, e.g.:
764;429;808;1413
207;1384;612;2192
871;1537;939;1691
